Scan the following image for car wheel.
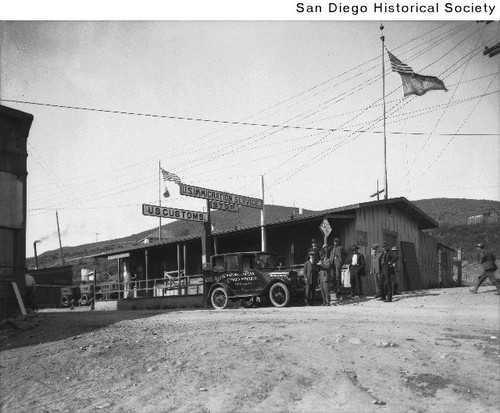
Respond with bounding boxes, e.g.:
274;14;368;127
60;295;70;308
80;294;89;306
211;287;229;309
240;297;254;308
269;282;290;308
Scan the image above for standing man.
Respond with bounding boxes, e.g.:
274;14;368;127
347;244;365;298
317;249;332;306
470;243;499;294
307;238;322;262
24;269;37;312
380;242;395;302
370;244;383;298
303;252;319;306
329;238;347;293
390;246;400;295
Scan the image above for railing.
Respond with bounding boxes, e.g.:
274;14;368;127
94;274;204;301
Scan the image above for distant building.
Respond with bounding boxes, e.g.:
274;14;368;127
0;105;34;319
467;211;499;225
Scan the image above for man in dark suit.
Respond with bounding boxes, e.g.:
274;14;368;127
347;244;365;298
303;252;319;306
370;244;383;298
329;238;347;292
306;238;322;262
317;249;332;306
380;242;397;302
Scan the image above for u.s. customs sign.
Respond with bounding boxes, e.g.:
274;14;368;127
142;204;207;222
179;183;263;209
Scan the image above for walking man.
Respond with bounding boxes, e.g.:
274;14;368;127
370;244;383;298
304;252;319;306
329;238;347;292
470;243;499;294
348;244;365;298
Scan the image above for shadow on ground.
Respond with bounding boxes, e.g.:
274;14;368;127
0;307;207;352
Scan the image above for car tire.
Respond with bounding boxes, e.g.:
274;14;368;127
211;287;229;309
60;295;70;308
80;294;89;306
269;282;290;308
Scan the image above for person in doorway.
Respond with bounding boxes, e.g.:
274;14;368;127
470;243;499;294
370;244;383;298
329;238;347;292
24;269;37;312
303;252;319;306
317;248;332;306
347;244;365;298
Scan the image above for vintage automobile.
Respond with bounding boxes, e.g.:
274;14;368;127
204;251;305;309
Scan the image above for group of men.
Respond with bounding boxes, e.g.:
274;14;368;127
303;237;400;305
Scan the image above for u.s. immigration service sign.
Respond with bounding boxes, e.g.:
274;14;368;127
179;184;263;210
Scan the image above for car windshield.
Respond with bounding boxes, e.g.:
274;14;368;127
211;256;225;272
255;253;277;269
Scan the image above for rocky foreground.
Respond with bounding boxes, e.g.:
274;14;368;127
1;286;499;413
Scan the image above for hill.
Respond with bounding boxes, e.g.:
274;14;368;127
412;198;500;225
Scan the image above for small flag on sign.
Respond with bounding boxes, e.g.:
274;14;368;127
387;50;447;97
160;168;182;184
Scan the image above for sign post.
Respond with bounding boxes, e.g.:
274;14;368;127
320;218;332;247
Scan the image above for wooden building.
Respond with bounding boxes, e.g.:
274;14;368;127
94;196;448;303
0;105;34;319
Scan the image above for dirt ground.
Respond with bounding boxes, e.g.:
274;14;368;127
1;286;499;413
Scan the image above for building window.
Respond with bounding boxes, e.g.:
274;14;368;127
387;205;393;216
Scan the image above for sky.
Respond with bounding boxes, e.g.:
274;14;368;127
1;11;499;256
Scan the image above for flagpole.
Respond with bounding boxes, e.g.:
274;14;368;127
380;24;388;200
158;160;162;241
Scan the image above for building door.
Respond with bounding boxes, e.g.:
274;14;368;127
400;241;424;291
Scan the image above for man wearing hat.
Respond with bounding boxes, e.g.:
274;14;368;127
317;248;332;306
470;243;499;294
306;238;322;262
390;246;400;295
347;244;365;297
303;251;319;305
370;244;383;298
380;242;397;302
329;237;347;293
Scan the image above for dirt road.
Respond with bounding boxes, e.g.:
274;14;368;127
1;287;499;413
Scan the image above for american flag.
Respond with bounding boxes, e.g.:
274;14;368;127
160;168;182;184
387;51;414;74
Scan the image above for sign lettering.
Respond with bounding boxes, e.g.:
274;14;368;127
179;184;263;209
142;204;207;222
209;200;240;213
